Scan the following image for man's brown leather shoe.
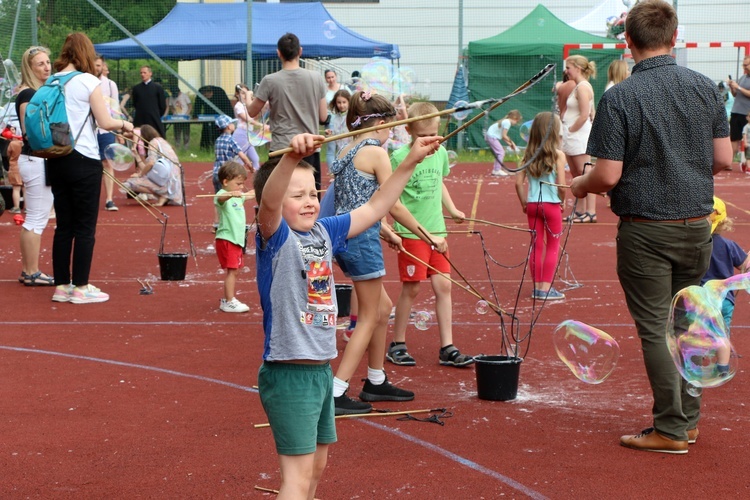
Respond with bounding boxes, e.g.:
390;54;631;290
687;428;699;444
620;427;688;454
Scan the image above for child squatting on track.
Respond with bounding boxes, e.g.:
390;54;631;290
214;160;251;313
387;101;473;369
253;132;442;499
514;112;567;301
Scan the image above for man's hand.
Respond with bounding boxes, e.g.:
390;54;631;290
569;176;588;199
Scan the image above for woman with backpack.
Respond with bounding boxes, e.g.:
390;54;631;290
45;32;135;305
14;46;54;287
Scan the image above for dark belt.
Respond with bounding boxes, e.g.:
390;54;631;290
620;215;709;224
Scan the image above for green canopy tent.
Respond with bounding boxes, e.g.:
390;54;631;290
466;4;623;149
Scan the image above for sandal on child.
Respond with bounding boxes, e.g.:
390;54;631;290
24;271;55;287
18;271;28;283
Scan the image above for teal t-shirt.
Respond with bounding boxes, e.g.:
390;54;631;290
390;144;449;239
214;189;247;246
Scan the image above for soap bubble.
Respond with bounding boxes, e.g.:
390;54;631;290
475;300;489;315
447;150;458;168
686;382;703;398
666;277;746;390
359;58;417;97
519;120;533;143
323;20;338;40
536;18;545;28
452;100;470;121
414;310;431;331
103;143;135;171
553;320;620;384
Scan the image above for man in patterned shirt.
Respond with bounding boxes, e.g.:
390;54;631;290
571;0;732;454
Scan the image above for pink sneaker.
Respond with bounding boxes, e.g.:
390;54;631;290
70;284;110;304
52;284;74;303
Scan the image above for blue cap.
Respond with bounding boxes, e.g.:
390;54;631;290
215;114;238;129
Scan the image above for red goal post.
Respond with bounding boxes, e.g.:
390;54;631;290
563;41;750;59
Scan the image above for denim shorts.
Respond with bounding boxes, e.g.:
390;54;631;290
258;362;336;455
335;222;385;281
97;132;116;160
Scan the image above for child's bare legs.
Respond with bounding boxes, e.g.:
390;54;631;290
335;278;384;381
278;444;329;500
392;281;421;343
224;268;238;301
431;273;453;348
335;279;413;409
367;284;392;371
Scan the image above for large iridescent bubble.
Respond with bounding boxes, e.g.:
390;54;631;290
553;320;620;384
359;58;417;98
519;120;534;143
666;274;747;390
103;143;135;171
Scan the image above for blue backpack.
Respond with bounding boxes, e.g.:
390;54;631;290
24;71;88;159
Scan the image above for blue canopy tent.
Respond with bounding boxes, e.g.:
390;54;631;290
94;2;400;61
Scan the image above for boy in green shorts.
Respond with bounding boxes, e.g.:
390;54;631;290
254;132;442;498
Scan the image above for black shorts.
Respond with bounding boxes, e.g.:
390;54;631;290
730;113;747;142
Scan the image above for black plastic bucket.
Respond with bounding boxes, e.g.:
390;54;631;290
158;253;188;281
335;284;353;317
475;355;523;401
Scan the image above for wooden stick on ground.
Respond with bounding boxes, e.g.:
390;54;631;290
254;408;442;428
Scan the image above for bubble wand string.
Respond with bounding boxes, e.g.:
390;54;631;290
111;131;198;262
440;64;556;145
101;168;172;256
388;236;506;315
416;226;505;315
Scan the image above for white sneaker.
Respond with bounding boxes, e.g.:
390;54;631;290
491;169;509;177
220;297;250;313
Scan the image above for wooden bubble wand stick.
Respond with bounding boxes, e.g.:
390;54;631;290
269;64;555;158
444;215;531;232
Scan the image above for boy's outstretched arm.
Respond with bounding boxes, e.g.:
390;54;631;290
349;136;442;238
441;182;465;222
256;134;323;240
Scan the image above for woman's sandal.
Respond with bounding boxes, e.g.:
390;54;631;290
573;212;598;223
564;211;585;222
23;271;55;287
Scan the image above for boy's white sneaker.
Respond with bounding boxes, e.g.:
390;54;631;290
220;297;250;313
